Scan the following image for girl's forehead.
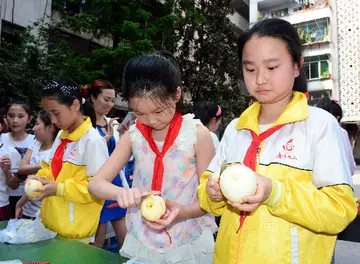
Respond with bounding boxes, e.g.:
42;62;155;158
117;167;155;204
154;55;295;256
129;97;169;112
7;105;28;114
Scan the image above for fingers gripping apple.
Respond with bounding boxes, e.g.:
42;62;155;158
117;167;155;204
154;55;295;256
212;164;257;203
24;179;44;198
141;195;166;221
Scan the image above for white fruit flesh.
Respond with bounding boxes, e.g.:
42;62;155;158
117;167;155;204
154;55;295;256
24;180;44;198
141;195;166;221
220;164;257;203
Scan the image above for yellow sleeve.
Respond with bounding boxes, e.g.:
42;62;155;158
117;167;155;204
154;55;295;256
197;171;227;216
36;160;53;180
56;177;99;204
265;179;357;234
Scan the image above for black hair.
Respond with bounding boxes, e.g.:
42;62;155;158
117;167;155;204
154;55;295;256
5;99;31;116
194;102;222;126
316;97;343;122
41;77;97;127
238;18;307;93
37;110;60;140
122;50;182;110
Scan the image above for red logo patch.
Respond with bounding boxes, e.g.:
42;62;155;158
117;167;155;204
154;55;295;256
276;139;297;160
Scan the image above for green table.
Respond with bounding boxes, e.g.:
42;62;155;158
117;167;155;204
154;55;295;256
0;221;128;263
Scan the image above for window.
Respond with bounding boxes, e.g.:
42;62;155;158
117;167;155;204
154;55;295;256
304;55;331;80
294;18;330;44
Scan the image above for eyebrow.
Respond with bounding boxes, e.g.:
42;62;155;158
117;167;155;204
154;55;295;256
242;58;280;65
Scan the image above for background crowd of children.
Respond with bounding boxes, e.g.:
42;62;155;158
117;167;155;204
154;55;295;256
0;18;358;264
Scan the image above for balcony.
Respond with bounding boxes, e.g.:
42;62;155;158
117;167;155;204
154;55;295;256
258;0;330;21
294;18;330;45
258;0;301;11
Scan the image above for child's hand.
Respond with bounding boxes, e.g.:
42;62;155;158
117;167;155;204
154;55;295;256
206;175;224;201
15;204;23;219
144;199;183;231
29;177;57;200
116;187;142;208
0;156;11;172
227;173;273;212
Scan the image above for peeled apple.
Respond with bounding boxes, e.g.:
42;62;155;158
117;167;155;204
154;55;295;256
24;179;44;198
140;195;166;221
219;164;257;203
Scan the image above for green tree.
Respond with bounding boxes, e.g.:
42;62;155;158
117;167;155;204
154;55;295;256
52;0;180;87
174;0;247;124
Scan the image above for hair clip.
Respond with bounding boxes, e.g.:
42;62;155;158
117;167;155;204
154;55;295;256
216;105;222;117
59;85;78;96
43;80;59;90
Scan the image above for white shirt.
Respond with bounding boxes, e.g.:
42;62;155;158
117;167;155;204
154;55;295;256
1;133;35;196
22;140;51;217
341;128;356;176
210;132;220;152
0;145;21;207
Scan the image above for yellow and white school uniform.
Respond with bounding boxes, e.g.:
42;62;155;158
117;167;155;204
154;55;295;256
198;92;357;264
36;117;108;240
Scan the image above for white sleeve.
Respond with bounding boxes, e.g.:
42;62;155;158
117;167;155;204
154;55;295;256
210;132;220;152
207;119;237;173
8;147;22;173
84;136;109;177
312;117;354;188
340;129;356;176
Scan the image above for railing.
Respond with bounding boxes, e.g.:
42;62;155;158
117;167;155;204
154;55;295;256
258;0;330;20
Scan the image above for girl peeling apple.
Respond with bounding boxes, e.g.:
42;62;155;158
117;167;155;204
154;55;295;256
198;18;358;264
89;51;217;263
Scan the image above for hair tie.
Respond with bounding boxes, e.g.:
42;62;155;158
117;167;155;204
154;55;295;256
216;105;222;117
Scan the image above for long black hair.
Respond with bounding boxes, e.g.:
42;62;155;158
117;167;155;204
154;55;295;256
41;77;97;127
238;18;307;93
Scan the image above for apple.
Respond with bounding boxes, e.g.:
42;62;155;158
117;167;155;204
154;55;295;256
141;195;166;221
219;164;257;203
24;179;44;198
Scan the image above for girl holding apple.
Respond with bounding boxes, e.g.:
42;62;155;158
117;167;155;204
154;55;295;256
198;18;357;264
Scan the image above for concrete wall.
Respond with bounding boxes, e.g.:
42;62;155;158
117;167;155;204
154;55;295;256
0;0;52;36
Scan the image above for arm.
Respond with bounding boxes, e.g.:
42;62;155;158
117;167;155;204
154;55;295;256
16;194;28;209
18;149;40;176
197;120;237;216
36;160;53;180
178;125;215;221
264;117;357;234
4;171;20;190
88;131;132;201
57;136;110;204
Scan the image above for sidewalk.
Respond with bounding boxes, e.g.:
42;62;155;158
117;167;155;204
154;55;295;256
334;166;360;263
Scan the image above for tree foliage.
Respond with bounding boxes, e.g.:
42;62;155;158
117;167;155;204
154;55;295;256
0;0;247;124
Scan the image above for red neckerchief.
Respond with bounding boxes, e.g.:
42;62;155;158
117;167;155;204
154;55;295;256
51;139;72;180
236;124;285;233
136;111;183;192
